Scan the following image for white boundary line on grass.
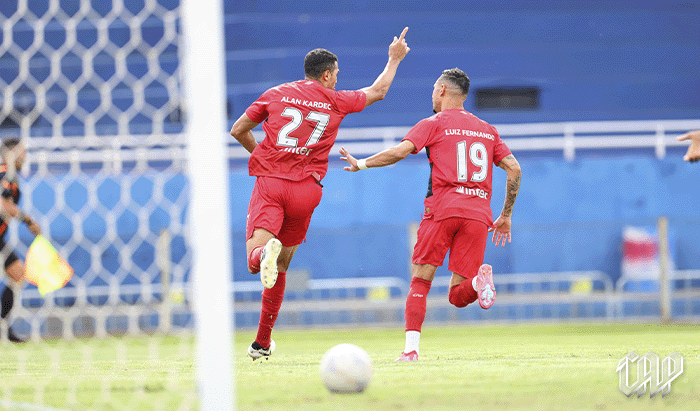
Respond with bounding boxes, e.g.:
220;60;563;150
0;399;88;411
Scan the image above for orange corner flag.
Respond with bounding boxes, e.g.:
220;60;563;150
25;235;74;297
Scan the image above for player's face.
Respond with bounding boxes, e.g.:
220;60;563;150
328;63;339;89
431;81;442;113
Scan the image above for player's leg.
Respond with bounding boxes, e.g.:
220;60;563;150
2;251;26;343
248;177;322;360
398;263;438;362
245;177;285;291
397;217;453;361
446;219;493;309
247;243;299;360
247;228;283;289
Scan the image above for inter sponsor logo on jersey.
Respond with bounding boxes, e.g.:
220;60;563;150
280;96;332;111
445;128;495;140
281;146;313;156
456;186;489;199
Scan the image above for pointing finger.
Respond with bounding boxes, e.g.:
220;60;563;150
398;27;408;41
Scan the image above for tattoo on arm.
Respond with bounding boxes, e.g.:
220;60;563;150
502;174;520;217
499;155;521;217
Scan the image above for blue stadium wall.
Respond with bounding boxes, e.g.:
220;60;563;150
230;151;700;286
227;0;700;285
27;149;699;289
229;0;700;126
14;1;700;290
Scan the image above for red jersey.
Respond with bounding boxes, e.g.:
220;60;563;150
245;80;366;181
402;109;512;226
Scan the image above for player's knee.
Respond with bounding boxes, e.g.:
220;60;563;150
448;286;468;308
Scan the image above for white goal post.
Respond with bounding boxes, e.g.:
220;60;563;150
181;0;234;409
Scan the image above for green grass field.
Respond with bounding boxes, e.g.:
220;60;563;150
1;323;698;410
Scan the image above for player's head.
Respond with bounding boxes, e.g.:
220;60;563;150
432;68;470;113
1;137;26;171
304;48;339;90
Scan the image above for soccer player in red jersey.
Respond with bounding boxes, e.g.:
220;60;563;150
340;68;522;361
231;28;410;360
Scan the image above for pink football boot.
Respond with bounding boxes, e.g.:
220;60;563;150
474;264;496;309
395;351;418;361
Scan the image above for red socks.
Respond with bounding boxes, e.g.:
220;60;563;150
248;245;263;274
404;277;431;332
448;276;478;308
255;271;286;348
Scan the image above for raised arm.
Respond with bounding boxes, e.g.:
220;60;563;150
230;113;260;154
339;140;416;171
490;154;521;247
360;27;410;107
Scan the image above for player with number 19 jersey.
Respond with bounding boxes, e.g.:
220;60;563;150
245;80;366;182
402;108;512;226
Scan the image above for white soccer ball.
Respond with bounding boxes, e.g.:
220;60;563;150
319;343;373;394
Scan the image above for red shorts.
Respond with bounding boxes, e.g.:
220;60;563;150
246;176;323;247
412;216;488;279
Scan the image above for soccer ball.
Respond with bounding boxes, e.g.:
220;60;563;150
319;343;373;394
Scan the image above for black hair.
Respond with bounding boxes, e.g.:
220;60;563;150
440;68;470;96
1;137;21;151
304;49;338;79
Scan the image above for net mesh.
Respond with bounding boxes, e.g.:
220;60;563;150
1;1;196;409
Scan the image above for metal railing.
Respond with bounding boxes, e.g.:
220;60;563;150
230;119;700;161
12;268;700;338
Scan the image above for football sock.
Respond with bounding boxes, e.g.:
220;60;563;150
404;277;431;332
247;245;264;274
255;271;286;348
1;286;14;319
404;330;420;355
448;277;478;308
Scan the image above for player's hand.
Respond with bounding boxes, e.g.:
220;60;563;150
488;215;511;247
677;130;700;162
388;27;410;62
339;147;360;172
27;220;41;236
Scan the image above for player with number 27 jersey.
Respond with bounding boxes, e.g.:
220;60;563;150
246;80;366;182
403;108;511;226
231;29;411;361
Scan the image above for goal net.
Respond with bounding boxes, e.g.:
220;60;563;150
0;0;228;409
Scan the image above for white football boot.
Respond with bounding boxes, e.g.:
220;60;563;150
259;238;282;289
